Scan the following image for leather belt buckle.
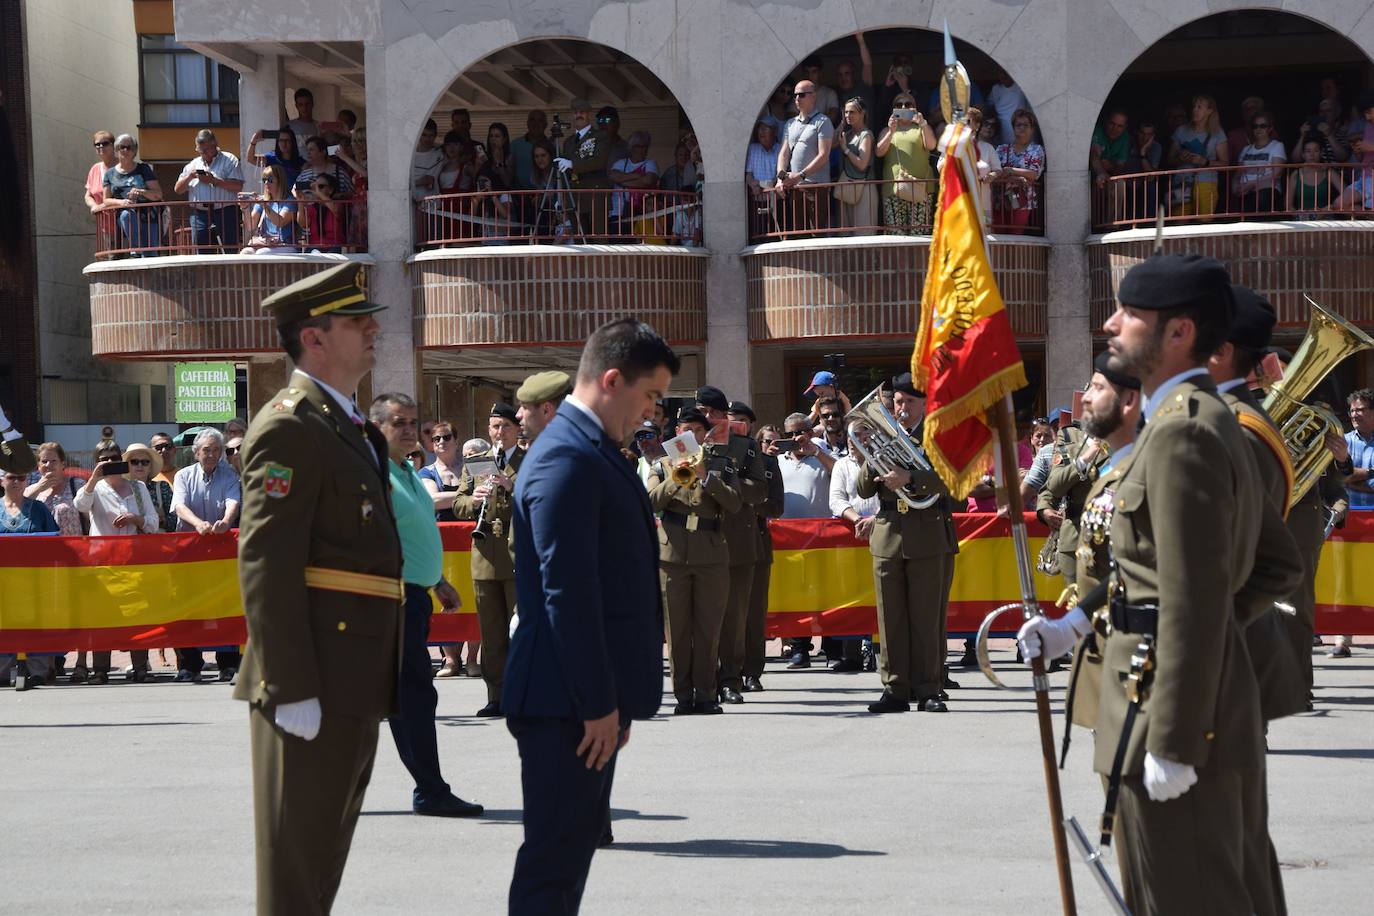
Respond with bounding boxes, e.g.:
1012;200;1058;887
897;501;910;515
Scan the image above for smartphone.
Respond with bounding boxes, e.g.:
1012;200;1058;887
196;169;210;178
294;175;313;191
1071;390;1085;421
102;460;130;476
263;127;282;138
774;440;801;453
327;144;340;156
893;108;916;121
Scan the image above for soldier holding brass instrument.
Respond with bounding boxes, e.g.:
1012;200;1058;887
453;402;525;718
648;407;742;715
854;372;958;715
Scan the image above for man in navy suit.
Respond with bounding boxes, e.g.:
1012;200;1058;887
504;317;679;915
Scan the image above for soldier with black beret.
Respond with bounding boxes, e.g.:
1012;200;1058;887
856;372;959;713
452;400;525;717
233;260;403;914
694;386;769;704
650;406;742;714
1019;253;1303;915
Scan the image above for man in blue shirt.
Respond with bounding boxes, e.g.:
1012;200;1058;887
1343;388;1374;511
370;391;484;818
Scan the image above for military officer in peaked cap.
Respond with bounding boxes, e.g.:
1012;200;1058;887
1019;254;1302;916
233;260;404;914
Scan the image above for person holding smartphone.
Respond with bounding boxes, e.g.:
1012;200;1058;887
174;129;245;251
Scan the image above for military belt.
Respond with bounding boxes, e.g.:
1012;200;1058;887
1109;597;1159;635
303;565;404;601
661;510;719;533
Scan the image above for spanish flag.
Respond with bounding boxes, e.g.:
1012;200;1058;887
913;123;1028;498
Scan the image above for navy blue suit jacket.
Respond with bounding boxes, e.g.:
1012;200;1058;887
503;401;664;721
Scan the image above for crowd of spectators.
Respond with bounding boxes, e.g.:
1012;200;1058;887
1090;83;1374;224
89;88;367;257
412;102;705;247
747;33;1044;239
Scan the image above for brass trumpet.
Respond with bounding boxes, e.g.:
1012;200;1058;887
669;452;704;487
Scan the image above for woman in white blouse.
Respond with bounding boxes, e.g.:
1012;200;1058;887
74;442;160;536
72;442;162;683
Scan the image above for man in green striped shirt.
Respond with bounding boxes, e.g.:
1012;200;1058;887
371;392;484;818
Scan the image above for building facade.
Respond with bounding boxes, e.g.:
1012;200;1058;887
42;1;1374;437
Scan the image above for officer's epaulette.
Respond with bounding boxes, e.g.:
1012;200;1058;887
269;387;306;413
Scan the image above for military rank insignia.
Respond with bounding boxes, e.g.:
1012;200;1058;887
360;498;374;524
264;464;294;498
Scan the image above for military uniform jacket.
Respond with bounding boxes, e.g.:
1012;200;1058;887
1037;439;1109;556
1092;376;1302;778
755;452;785;563
560;127;612;188
715;433;769;567
647;463;742;566
0;436;35;475
452;446;525;581
232;371;403;721
854;427;959;561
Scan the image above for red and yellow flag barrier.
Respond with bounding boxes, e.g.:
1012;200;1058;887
2;515;1372;652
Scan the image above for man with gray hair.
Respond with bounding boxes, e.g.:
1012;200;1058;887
172;427;243;682
174;128;245;250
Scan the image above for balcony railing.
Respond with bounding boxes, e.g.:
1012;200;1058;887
93;198;367;259
745;177;1044;244
1091;163;1374;231
417;188;702;248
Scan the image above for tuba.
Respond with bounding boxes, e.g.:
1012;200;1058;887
1261;297;1374;506
844;386;939;511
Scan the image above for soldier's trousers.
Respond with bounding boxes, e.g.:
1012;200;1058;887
1056;550;1077;593
249;705;378;915
474;578;517;704
661;561;728;703
742;558;772;679
1111;765;1252;916
1240;762;1288;916
873;551;954;701
1282;510;1323;695
715;564;755;692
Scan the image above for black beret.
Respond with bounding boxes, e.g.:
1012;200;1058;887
1227;285;1276;351
694;386;729;411
1117;253;1235;316
727;400;756;421
489;402;518;422
890;372;925;398
1094;351;1140;390
676;407;708;427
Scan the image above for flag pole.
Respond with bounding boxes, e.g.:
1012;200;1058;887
990;393;1077;916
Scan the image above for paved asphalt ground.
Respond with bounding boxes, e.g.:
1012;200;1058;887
4;640;1371;914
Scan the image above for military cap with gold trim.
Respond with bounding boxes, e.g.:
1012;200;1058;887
261;261;385;327
515;370;571;405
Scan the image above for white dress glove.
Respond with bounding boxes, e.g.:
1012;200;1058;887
508;610;520;639
553;157;573;172
1143;752;1198;802
1017;607;1091;662
274;697;322;741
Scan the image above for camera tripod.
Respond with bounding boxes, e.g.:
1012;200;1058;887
533;163;586;243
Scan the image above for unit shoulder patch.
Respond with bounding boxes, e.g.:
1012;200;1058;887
264;463;294;498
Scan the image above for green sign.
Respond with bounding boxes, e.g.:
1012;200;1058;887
174;362;237;422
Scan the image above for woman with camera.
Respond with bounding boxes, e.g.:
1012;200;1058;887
240;163;298;254
245;127;305;186
72;442;161;684
295;172;347;253
835;97;877;233
875;93;936;234
102;134;164;255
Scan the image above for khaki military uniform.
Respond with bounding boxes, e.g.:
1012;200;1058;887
452;446;525;705
855;431;959;702
712;434;769;695
1037;428;1106;586
561;127;613;236
1089;377;1301;916
1285;464;1347;694
1;435;35;475
234;370;403;915
647;460;741;705
744;452;786;680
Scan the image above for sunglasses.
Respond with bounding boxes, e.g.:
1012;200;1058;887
128;458;152;466
789;430;810;438
153;443;175;451
1032;417;1051;426
432;433;454;443
794;91;813;98
263;175;275;183
94;140;113;148
406;450;424;459
819;412;841;420
225;447;239;455
634;431;658;440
